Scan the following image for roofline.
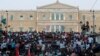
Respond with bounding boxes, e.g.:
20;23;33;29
80;10;100;12
0;10;36;12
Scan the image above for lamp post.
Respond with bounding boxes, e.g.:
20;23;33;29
90;10;95;34
6;10;8;33
90;10;96;43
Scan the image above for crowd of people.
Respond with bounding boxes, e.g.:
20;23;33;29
0;31;97;56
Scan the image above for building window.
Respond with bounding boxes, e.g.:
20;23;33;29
61;14;64;20
51;25;65;32
61;25;65;32
19;27;23;32
42;14;47;20
10;15;13;21
51;13;55;20
29;27;33;32
56;13;59;20
82;15;86;23
56;25;59;31
20;15;23;20
69;15;73;20
9;28;13;32
30;15;33;20
51;12;64;20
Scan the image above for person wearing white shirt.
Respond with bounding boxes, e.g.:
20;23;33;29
88;37;93;44
38;39;42;46
41;44;45;51
76;40;81;46
56;40;60;45
86;43;90;50
1;42;7;49
60;42;65;49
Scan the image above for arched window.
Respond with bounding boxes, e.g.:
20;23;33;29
69;15;73;20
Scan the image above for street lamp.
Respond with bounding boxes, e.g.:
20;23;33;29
90;10;95;34
5;10;8;33
90;10;96;43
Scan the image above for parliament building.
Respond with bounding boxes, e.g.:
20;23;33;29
0;1;100;32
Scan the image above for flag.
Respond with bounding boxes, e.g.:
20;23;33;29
27;48;31;56
1;18;6;25
1;16;6;25
15;47;19;56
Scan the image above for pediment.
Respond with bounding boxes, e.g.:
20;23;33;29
37;2;78;9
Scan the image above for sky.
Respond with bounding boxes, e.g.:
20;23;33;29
0;0;100;10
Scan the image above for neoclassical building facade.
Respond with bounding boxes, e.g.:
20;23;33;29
0;1;100;32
